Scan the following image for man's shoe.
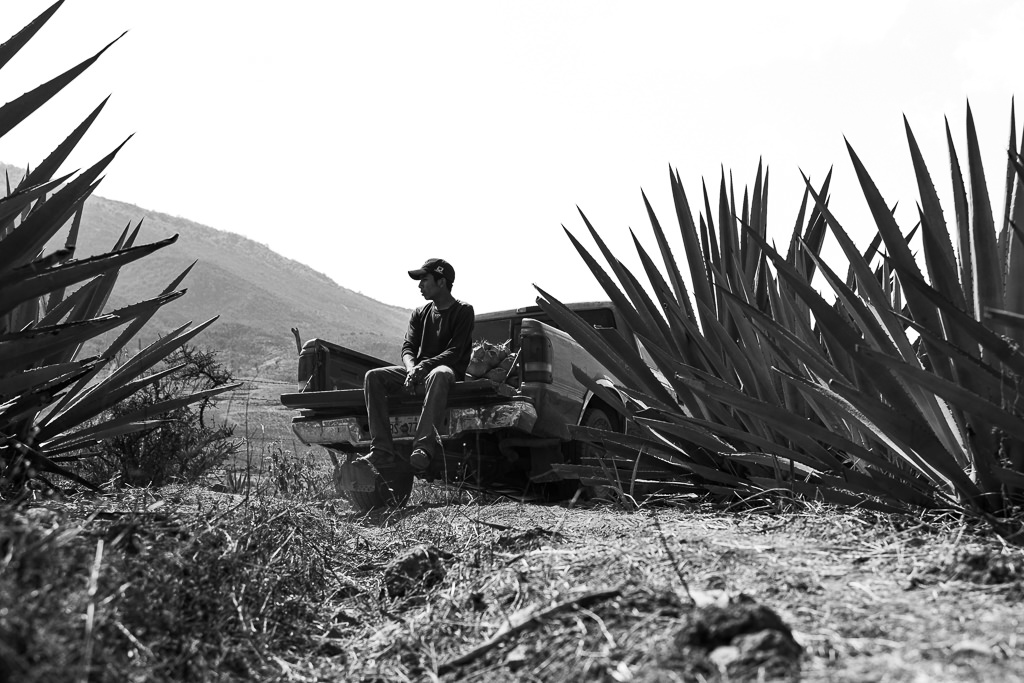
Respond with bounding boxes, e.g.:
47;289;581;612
409;448;431;472
356;449;398;468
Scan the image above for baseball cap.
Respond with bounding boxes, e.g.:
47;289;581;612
408;258;455;283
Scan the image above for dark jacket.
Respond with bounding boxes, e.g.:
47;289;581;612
402;300;474;378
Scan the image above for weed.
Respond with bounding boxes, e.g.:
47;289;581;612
269;445;333;500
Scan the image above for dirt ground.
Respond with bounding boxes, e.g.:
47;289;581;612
8;481;1024;682
321;487;1024;682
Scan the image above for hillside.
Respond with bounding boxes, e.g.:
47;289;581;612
3;164;411;381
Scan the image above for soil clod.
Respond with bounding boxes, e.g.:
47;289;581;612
948;547;1024;585
664;595;802;681
495;525;562;550
381;543;453;598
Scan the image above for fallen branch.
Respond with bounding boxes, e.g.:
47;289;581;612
437;585;623;675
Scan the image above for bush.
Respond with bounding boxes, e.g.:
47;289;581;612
76;345;241;487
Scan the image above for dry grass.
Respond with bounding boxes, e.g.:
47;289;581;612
1;488;349;681
3;474;1024;682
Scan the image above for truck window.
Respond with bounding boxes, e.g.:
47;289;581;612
577;308;617;329
475;306;627;354
473;319;514;347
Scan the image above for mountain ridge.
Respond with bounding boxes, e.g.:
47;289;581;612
3;163;411;382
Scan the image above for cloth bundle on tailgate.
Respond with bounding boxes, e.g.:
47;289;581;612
466;339;518;384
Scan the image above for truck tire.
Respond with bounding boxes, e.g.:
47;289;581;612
576;404;617;458
539;404;620;501
335;460;414;512
566;404;621;499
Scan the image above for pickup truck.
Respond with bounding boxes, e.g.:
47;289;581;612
280;301;646;511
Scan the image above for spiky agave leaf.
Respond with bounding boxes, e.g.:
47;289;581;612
1000;148;1024;343
0;4;232;491
0;175;72;229
0;2;63;71
0;29;124;140
0;234;177;317
964;103;1004;329
36;316;222;441
0;140;130;273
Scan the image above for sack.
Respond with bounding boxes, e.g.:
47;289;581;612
483;353;518;383
466;339;510;378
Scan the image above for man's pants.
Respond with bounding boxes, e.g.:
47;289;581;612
363;365;456;457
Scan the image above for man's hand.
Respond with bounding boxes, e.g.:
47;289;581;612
405;363;425;388
402;356;417;389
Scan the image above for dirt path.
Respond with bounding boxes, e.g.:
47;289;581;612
328;494;1024;681
12;486;1023;681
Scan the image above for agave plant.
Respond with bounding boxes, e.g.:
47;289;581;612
0;1;239;492
539;101;1024;529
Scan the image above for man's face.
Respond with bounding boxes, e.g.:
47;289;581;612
418;274;444;300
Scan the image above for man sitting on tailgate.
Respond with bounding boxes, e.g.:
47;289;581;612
362;258;474;471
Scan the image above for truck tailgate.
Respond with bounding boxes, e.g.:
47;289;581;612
284;379;536;447
280;378;519;413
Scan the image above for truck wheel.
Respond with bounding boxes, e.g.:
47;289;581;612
575;404;617;460
568;404;620;499
335;460;414;512
540;404;620;502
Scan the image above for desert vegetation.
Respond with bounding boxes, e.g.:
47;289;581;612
0;2;240;499
539;105;1024;539
3;3;1024;682
73;345;241;488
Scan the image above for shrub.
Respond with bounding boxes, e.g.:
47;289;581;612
75;345;241;487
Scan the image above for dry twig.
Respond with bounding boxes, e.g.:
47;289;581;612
653;513;693;604
437;585;623;675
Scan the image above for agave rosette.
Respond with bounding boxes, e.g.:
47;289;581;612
0;1;239;490
540;104;1024;522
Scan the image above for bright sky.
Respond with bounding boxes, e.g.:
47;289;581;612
3;1;1022;313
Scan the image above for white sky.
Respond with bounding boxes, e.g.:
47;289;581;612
2;1;1022;313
